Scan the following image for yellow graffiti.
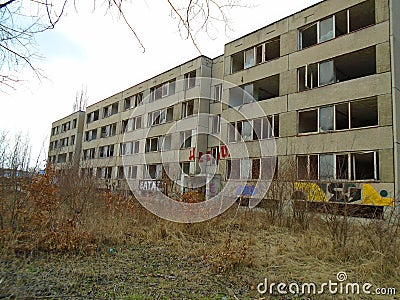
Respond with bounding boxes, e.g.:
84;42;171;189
294;182;328;202
293;182;394;206
362;184;394;206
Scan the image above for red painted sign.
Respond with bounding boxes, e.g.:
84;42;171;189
189;145;229;161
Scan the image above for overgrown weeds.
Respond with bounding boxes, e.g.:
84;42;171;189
0;163;399;289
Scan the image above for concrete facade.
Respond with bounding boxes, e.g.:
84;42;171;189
48;0;399;205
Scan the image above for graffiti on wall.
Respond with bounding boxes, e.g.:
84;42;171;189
293;182;394;206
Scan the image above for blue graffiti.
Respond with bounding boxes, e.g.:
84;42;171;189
236;185;258;196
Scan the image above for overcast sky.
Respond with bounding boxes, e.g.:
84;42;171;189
0;0;321;167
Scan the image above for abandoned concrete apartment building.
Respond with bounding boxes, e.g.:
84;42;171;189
48;0;400;207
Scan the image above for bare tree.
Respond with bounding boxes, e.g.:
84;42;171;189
0;0;242;91
73;86;88;112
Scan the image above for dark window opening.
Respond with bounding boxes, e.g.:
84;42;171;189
231;52;244;73
349;0;375;32
299;23;317;49
350;98;378;128
253;75;280;101
335;103;350;130
336;154;349;180
266;37;280;61
335;46;376;82
299;110;318;133
352;152;376;180
252;159;260;179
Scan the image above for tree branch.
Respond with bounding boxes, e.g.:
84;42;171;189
0;0;17;9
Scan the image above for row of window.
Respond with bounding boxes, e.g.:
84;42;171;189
298;97;378;134
51;119;78;136
229;45;376;108
49;135;76;150
83;163;183;180
80;150;380;182
229;0;375;74
48;152;75;164
224;151;379;182
86;71;198;124
84;100;197;141
228;115;279;142
297;151;379;181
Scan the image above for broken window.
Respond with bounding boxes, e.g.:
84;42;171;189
252;158;260;179
350;98;378;128
214;84;222;102
319;154;334;180
242;121;253;141
150;80;174;102
231;52;244;73
349;0;375;32
83;148;95;160
334;46;376;82
120;141;139;155
261;157;277;180
211;146;219;163
265;38;280;61
298;109;318;133
57;154;67;163
162;135;172;151
352;152;377;180
85;129;97;142
124;97;132;110
135;92;143;106
227;159;240;179
240;159;252;179
180;130;192;149
100;123;117;138
124;166;137;179
228;122;237;143
231;37;280;73
319;106;334;132
87;110;99;124
148;109;167;126
180;162;190;176
253;118;262;141
70;135;75;146
298;46;376;92
336;154;349;180
319;16;334;43
145;137;161;152
256;44;264;65
298;1;374;50
297;155;318;180
244;48;255;69
182;100;195;118
253;75;280;102
118;166;125;179
335;103;350;130
299;97;377;134
99;145;114;158
229;86;244;107
299;23;318;49
161;79;176;97
166;107;174;122
103;102;119;118
104;167;113;179
211;115;220;134
298;63;318;91
184;71;196;89
319;60;335;86
72;119;77;129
